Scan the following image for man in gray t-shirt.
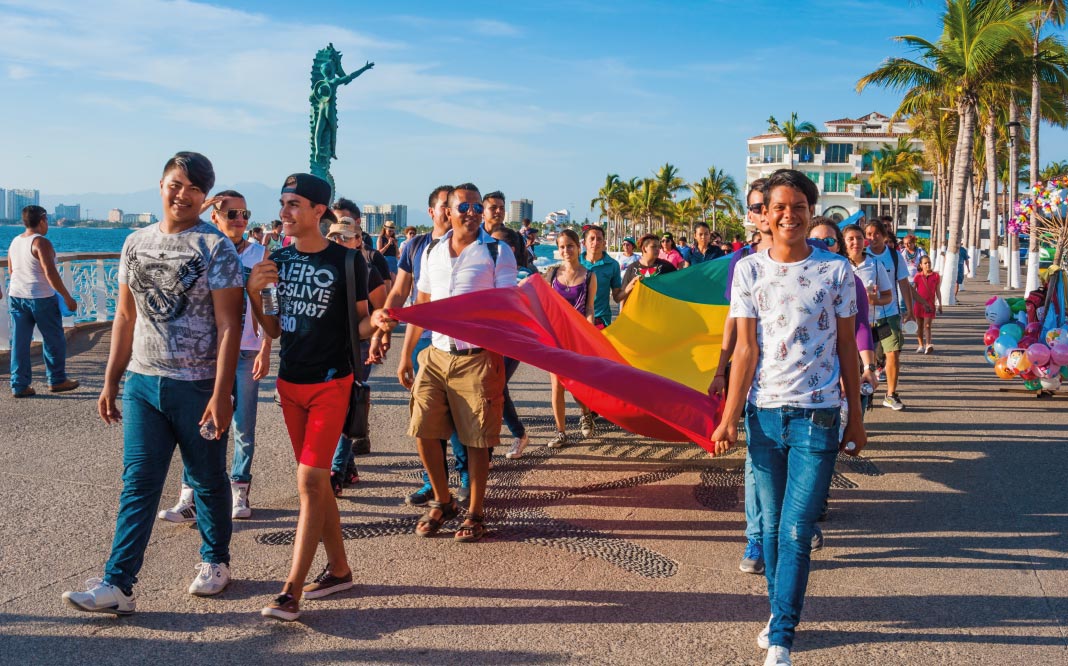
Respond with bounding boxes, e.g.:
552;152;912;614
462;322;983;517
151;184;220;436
63;152;245;617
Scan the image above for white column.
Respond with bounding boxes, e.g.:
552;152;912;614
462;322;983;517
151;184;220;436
94;259;109;322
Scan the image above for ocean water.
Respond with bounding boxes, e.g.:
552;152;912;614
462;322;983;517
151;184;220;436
0;226;134;257
0;225;559;261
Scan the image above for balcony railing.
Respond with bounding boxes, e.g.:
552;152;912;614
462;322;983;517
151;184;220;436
0;252;120;351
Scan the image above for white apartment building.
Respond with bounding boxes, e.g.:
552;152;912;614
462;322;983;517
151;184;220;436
745;112;935;236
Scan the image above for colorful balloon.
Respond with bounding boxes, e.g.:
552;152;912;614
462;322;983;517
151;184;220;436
1046;328;1065;346
1027;343;1052;366
985;344;999;365
1023;379;1043;391
1035;363;1060;379
1051;342;1068;366
1019;335;1039;348
1040;376;1062;392
994;357;1015;380
1025;322;1043;338
984;327;1000;346
1007;348;1031;374
985;298;1012;325
1000;323;1023;341
994;334;1017;358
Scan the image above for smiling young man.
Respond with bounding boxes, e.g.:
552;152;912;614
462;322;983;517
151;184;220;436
246;173;375;621
387;183;516;542
158;190;272;522
712;169;865;666
481;190;507;235
63;152;244;615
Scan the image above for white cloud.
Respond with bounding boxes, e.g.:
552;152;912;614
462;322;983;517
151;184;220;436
0;0;550;133
6;63;30;79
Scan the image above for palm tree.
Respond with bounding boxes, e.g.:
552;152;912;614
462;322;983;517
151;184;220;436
627;179;671;238
766;112;825;169
590;173;625;244
1040;159;1068;180
858;0;1038;305
1024;0;1068;291
702;167;740;232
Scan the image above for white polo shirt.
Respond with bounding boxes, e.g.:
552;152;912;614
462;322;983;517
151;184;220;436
416;228;518;352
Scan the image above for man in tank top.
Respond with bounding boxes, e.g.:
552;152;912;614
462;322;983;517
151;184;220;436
7;205;80;397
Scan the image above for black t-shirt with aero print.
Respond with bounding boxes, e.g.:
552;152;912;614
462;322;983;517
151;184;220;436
271;242;369;384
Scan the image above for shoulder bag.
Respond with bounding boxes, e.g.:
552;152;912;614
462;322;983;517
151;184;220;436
343;249;371;440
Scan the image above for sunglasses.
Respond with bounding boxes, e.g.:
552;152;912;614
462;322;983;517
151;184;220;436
457;202;484;214
747;203;764;213
218;209;251;221
817;237;837;248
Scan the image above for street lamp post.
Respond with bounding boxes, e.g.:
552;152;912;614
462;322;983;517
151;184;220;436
1006;119;1022;289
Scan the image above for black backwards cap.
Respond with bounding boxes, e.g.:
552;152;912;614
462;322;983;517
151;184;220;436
281;173;332;207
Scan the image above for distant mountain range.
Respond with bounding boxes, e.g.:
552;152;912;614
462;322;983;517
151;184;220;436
40;182;375;227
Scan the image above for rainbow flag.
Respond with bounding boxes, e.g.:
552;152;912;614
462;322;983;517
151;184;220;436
389;256;731;453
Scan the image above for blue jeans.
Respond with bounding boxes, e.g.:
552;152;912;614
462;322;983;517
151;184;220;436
501;357;526;438
8;295;68;392
745;403;840;651
104;372;232;592
412;335;467;482
332;340;373;474
180;349;261;485
744;452;761;542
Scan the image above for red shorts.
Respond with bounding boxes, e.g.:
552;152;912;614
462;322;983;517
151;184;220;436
276;375;353;470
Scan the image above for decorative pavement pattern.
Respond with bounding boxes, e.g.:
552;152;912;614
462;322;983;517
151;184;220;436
256;416;882;579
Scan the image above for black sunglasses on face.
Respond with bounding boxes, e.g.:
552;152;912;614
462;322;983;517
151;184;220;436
219;209;251;221
457;202;484;214
747;203;764;213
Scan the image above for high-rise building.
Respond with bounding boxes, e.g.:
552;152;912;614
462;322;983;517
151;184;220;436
55;204;81;222
108;209;124;224
507;199;533;225
746;111;934;234
122;212;157;226
7;188;40;219
362;204;407;234
0;189;6;221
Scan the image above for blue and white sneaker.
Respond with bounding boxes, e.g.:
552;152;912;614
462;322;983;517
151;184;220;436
62;578;135;615
739;539;765;574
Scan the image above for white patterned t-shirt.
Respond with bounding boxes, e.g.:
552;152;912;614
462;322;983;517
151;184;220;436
730;246;858;409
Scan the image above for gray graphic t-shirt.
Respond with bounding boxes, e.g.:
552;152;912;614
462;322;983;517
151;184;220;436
119;222;243;380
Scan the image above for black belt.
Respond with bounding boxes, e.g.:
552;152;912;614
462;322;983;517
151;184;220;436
448;343;484;356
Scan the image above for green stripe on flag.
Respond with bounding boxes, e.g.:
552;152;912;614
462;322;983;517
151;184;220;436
641;255;732;305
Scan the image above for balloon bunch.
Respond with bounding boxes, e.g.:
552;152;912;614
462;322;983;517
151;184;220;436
1009;175;1068;240
984;296;1066;391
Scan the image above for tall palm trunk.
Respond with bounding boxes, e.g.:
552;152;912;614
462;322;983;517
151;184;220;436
942;98;978;305
1008;101;1022;288
1026;35;1042;293
985;114;1001;284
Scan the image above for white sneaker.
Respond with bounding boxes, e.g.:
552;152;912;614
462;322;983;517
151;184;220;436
547;432;568;449
158;485;196;523
757;615;772;649
232;482;251;519
763;646;792;666
188;562;230;596
62;578;135;615
506;434;529;459
579;413;596;438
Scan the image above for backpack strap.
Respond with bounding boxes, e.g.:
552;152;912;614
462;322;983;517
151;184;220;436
344;249;369;376
545;264;560;285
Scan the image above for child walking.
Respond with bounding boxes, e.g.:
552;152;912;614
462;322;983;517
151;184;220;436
912;255;942;353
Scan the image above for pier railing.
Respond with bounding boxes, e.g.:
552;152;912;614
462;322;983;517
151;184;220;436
0;253;120;352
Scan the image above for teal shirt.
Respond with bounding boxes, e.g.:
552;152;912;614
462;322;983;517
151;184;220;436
580;253;622;324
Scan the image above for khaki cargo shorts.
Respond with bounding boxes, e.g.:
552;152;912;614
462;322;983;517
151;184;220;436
408;345;505;448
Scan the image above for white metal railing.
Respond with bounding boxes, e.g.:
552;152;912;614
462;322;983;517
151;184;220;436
0;252;120;351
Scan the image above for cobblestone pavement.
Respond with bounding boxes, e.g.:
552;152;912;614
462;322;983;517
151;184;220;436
1;280;1066;665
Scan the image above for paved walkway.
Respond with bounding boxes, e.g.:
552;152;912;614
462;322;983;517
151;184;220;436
1;280;1067;665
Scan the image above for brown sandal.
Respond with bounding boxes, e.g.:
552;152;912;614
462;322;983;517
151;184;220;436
454;514;486;543
415;496;459;537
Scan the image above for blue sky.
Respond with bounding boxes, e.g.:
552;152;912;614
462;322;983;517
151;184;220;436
1;0;1066;223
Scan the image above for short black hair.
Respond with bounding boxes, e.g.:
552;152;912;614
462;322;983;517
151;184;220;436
694;222;710;232
491;225;532;270
483;190;505;203
22;205;47;228
162;151;215;193
449;183;481;205
215;189;243;199
428;185;452;208
865;219;890;238
761;169;818;207
272;219;283;229
747;177;768;204
333;197;361;217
